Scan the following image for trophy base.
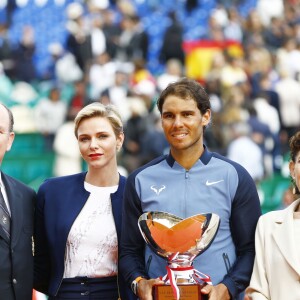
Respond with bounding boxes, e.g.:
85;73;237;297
152;284;208;300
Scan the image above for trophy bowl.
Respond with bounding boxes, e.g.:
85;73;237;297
138;212;220;300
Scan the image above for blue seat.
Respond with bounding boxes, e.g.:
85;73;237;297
5;0;258;77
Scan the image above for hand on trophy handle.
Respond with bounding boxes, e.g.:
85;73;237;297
201;283;231;300
137;278;165;300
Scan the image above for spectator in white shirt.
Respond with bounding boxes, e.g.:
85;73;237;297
34;87;67;150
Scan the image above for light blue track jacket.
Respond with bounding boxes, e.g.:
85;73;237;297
119;146;262;299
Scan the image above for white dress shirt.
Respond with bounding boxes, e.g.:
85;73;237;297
0;172;11;215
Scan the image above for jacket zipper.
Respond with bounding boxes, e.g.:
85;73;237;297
146;255;152;273
185;170;189;216
222;253;231;273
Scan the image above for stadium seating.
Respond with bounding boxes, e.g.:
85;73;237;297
1;0;258;77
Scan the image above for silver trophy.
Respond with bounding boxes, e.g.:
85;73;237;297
138;211;220;300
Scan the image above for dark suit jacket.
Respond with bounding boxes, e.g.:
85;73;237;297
0;172;36;300
34;172;136;300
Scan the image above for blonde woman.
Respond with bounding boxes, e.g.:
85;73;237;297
34;103;135;299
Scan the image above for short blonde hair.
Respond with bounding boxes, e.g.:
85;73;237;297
74;102;123;138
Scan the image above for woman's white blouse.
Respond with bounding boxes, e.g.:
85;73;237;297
63;182;118;278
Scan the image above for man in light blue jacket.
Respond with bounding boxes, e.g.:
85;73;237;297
120;78;262;300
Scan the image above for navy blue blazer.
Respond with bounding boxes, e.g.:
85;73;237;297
34;172;136;299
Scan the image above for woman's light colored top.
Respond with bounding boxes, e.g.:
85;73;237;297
63;182;118;278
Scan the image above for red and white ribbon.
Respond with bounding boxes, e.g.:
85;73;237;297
162;265;212;300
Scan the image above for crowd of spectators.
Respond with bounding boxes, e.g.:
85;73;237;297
0;0;300;184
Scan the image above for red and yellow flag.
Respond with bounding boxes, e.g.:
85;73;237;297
183;40;243;83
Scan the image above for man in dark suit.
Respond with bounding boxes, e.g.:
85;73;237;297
0;103;36;300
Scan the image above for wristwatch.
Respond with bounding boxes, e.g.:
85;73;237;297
131;276;144;295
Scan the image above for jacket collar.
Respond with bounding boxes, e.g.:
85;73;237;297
166;145;212;168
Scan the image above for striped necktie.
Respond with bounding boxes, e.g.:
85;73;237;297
0;189;10;239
